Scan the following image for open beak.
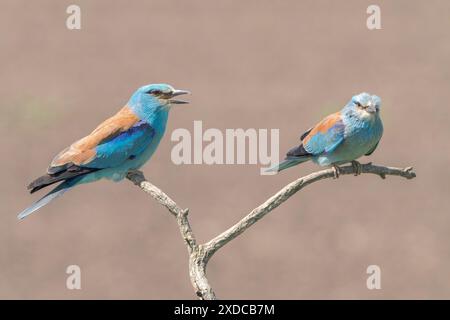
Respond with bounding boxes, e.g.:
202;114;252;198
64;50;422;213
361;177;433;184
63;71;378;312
169;89;190;104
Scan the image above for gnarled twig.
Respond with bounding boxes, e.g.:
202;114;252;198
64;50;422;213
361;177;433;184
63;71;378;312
126;163;416;299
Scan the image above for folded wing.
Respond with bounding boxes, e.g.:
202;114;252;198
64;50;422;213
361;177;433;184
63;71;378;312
301;111;345;155
285;111;345;160
29;106;155;193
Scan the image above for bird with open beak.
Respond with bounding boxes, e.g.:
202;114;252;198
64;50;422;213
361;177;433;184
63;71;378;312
19;84;190;219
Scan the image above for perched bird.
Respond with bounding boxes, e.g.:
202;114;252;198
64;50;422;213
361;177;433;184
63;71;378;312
269;92;383;176
18;84;189;220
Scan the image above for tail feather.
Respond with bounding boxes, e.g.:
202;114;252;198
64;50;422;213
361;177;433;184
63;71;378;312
18;178;80;220
28;166;98;194
265;157;310;173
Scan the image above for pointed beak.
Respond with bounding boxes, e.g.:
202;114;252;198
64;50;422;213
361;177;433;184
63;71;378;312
169;89;190;104
366;104;376;113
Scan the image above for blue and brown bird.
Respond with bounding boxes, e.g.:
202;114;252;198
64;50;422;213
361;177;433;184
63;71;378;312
269;92;383;176
18;84;190;220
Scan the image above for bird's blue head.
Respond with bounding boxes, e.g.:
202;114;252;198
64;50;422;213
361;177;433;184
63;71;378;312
348;92;381;115
342;93;381;124
127;83;190;123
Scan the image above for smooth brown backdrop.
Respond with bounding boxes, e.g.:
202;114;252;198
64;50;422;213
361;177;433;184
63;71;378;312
1;0;449;299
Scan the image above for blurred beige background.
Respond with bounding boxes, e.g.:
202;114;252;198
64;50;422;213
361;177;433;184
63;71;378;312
0;0;449;299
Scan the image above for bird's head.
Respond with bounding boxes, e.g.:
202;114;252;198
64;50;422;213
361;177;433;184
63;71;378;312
133;83;190;107
128;83;190;117
349;92;381;116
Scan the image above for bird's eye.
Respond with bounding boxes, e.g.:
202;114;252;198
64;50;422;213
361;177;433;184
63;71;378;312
355;101;362;107
149;90;162;95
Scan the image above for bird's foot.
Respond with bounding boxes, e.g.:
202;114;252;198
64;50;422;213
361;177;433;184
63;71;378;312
126;169;145;185
351;160;362;176
332;164;341;179
127;169;141;177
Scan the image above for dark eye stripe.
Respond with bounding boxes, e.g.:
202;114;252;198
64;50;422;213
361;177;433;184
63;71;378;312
146;89;163;95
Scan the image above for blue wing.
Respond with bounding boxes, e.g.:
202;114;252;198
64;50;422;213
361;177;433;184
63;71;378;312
81;120;155;169
21;109;156;219
302;112;345;155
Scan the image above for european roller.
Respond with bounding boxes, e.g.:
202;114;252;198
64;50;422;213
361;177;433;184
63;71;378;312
18;84;189;220
270;92;383;177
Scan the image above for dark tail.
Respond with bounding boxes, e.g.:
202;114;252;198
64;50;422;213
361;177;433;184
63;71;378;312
28;166;98;194
18;177;81;220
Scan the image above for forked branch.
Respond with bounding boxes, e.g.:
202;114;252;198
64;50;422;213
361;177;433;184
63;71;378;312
126;163;416;300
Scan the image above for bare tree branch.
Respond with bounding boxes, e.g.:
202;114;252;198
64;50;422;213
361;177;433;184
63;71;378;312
126;170;215;299
203;163;415;258
126;163;416;300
